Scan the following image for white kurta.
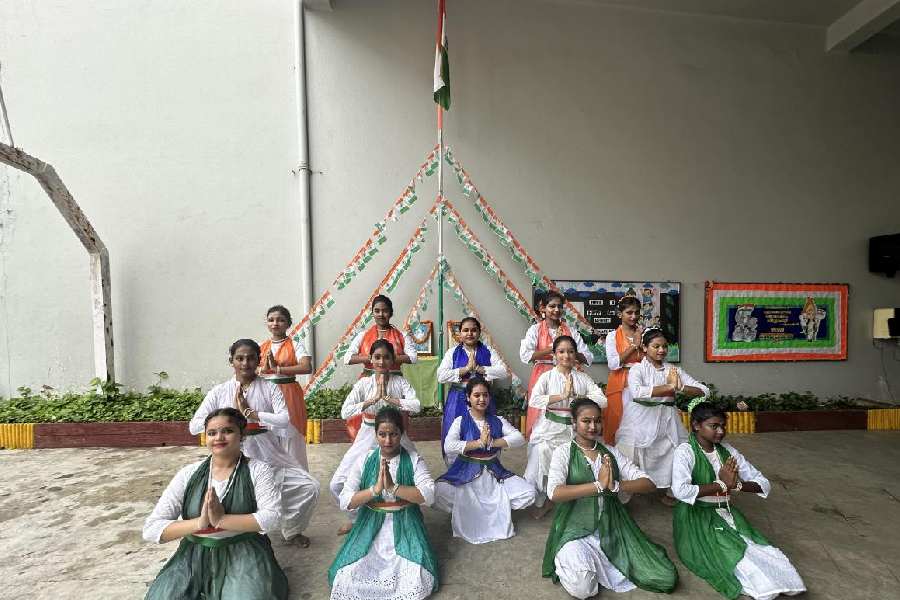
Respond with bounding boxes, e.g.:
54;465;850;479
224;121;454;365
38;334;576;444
519;321;595;366
329;374;421;505
433;413;535;544
615;358;709;488
525;368;607;507
605;328;640;407
260;337;312;470
189;378;320;539
331;449;436;600
547;443;649;599
343;329;419;365
143;458;281;543
671;442;806;600
436;343;508;383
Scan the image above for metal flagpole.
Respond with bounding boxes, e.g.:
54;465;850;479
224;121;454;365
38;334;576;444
435;0;446;410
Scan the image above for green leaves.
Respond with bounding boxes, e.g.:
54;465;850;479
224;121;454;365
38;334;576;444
673;383;867;412
0;378;203;423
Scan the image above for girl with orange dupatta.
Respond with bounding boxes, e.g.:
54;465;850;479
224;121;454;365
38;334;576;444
520;290;594;438
603;296;643;445
343;295;418;440
258;305;313;470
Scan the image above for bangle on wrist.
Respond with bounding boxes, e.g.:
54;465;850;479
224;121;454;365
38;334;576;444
610;480;620;493
714;479;728;493
594;480;604;494
733;480;743;492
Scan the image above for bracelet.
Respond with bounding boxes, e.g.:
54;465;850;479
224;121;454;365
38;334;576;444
733;480;743;492
610;480;620;493
390;483;400;496
242;407;253;417
714;479;728;493
594;480;604;494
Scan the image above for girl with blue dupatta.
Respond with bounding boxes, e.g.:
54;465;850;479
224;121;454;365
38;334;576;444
671;400;805;600
436;316;508;465
543;398;678;599
434;377;535;544
143;408;289;600
329;406;439;600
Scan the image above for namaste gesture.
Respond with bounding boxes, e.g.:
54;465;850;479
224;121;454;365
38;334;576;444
597;454;614;491
233;385;257;421
563;371;575;399
718;456;739;490
666;367;682;392
479;420;493;449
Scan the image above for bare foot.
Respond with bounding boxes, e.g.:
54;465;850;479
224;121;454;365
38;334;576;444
660;495;676;507
336;522;353;536
286;534;311;548
530;502;553;520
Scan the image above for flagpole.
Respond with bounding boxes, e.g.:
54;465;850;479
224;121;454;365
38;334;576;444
435;0;446;410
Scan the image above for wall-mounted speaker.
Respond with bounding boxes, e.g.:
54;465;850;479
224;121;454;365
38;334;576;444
870;233;900;277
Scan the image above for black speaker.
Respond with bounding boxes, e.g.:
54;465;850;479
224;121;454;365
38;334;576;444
869;234;900;277
890;315;900;337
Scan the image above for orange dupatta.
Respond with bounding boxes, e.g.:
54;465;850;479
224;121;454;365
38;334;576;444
259;338;308;437
602;327;641;444
525;319;573;438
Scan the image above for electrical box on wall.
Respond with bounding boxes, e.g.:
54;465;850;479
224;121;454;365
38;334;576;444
873;308;900;339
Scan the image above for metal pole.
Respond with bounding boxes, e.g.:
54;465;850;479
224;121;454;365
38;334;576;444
436;110;445;409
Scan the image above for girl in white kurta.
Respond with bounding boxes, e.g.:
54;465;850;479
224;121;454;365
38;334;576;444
146;408;289;599
543;398;677;599
434;377;536;544
615;328;707;503
672;400;805;600
526;335;607;514
189;339;320;544
330;339;421;507
329;407;438;600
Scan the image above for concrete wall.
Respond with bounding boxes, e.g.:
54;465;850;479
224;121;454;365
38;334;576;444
1;0;899;401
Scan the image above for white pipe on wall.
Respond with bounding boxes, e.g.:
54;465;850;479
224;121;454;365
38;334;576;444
295;0;315;364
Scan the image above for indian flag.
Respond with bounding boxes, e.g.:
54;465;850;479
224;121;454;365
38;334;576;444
433;0;450;111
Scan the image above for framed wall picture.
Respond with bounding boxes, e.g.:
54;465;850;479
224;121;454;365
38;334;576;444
446;319;463;349
408;320;434;356
545;280;681;363
704;282;848;362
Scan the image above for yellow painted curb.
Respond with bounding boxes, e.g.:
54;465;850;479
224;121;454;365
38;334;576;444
199;432;206;446
306;419;321;444
680;411;755;434
0;423;35;449
520;414;526;434
868;408;900;431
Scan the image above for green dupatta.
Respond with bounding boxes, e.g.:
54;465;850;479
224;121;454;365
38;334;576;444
146;455;288;600
672;434;770;599
328;448;439;592
542;441;677;593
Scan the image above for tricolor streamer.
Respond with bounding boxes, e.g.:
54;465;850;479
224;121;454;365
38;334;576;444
305;216;432;396
443;147;600;353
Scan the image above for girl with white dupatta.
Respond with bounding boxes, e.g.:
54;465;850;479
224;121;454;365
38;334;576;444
615;327;707;506
330;339;421;534
526;335;607;518
189;339;319;547
329;406;439;600
434;377;535;543
672;400;805;600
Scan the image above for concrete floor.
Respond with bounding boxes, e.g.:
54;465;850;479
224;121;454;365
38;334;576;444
2;430;900;599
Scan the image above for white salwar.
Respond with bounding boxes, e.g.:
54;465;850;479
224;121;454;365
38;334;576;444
343;329;419;365
433;412;535;544
671;442;806;600
519;322;595;365
143;458;281;543
259;336;311;469
189;378;320;540
525;368;607;507
329;374;421;506
330;449;436;600
547;443;648;599
615;358;709;488
435;343;509;383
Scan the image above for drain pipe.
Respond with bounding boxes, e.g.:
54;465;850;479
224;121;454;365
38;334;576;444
294;0;315;363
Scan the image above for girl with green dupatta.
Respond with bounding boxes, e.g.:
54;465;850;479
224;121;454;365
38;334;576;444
143;408;289;599
542;398;678;599
329;406;439;600
671;400;805;600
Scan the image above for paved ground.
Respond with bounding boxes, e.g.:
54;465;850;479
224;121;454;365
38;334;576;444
2;430;900;599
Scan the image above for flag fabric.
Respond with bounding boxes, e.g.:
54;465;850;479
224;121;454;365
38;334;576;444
433;0;450;111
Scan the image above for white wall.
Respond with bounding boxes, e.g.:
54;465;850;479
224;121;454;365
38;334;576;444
1;0;899;401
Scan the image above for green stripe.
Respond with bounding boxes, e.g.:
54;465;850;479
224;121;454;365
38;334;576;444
546;411;572;425
459;453;498;465
264;376;296;384
185;532;257;548
633;399;676;407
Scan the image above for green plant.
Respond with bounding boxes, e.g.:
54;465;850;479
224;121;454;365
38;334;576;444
305;384;352;419
674;383;868;412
